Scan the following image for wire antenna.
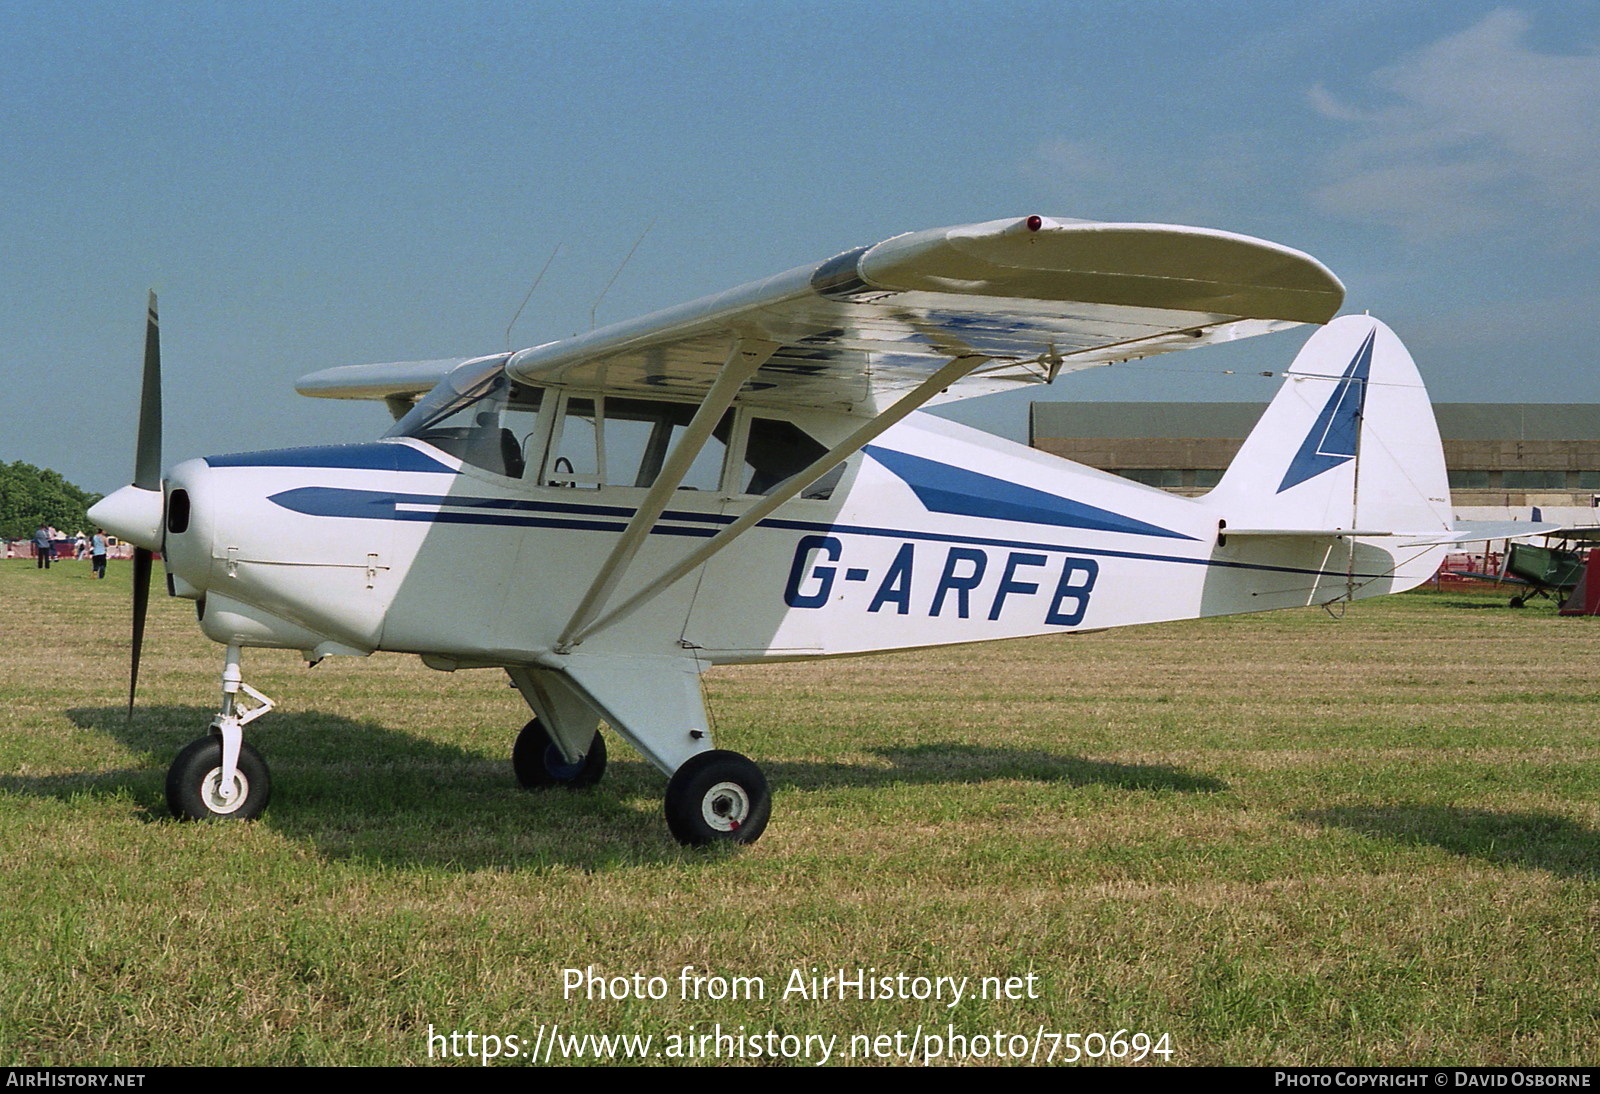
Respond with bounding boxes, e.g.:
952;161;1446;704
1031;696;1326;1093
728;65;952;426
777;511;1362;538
590;220;655;331
505;243;564;351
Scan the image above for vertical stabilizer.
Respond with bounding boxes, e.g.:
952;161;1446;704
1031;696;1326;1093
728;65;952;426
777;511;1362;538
1202;316;1451;538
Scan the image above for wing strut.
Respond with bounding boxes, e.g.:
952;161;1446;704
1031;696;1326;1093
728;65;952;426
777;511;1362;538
556;337;779;650
560;352;987;649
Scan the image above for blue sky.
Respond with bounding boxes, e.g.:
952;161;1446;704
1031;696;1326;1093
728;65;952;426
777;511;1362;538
6;1;1598;494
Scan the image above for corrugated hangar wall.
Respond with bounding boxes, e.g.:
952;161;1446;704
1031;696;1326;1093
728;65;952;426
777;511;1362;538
1029;403;1600;511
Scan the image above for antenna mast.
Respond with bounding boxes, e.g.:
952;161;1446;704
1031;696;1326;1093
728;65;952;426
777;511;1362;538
590;220;655;331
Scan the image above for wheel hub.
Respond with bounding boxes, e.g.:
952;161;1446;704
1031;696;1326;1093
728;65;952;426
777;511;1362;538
543;743;585;781
200;767;250;814
701;781;750;832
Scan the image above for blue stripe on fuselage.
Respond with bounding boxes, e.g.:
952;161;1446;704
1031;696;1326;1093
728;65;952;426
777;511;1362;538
265;486;1392;581
207;443;454;474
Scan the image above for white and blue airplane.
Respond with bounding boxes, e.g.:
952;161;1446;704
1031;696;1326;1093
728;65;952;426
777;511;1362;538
90;215;1525;845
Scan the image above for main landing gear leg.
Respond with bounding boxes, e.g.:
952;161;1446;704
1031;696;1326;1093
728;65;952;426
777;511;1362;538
166;643;276;820
555;654;774;846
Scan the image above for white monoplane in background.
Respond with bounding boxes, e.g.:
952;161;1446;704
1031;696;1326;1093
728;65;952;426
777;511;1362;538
92;215;1524;845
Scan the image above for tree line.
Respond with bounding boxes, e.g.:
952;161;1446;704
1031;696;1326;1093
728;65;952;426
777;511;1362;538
0;462;102;540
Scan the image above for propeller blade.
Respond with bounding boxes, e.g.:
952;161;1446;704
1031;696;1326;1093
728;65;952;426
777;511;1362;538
129;546;152;719
134;291;162;491
126;292;162;721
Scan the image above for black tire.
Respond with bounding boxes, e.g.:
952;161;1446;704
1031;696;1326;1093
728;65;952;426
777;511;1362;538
166;736;271;821
664;750;770;846
1509;596;1526;608
513;718;606;789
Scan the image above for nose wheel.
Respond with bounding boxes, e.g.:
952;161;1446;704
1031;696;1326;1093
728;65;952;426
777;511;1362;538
664;750;771;846
167;736;271;820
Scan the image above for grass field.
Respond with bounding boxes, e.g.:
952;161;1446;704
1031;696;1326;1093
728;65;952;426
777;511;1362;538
2;557;1597;1066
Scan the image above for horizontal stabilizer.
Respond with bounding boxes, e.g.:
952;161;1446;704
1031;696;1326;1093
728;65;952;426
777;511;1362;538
1526;524;1600;541
1422;521;1564;546
1224;522;1563;544
1224;528;1397;538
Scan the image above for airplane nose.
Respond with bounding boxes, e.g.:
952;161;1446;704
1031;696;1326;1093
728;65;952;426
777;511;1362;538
89;485;165;550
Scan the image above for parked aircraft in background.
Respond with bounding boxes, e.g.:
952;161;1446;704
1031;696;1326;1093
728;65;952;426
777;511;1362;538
1469;527;1600;608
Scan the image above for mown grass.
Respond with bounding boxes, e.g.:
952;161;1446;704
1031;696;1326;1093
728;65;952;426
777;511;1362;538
1;558;1597;1066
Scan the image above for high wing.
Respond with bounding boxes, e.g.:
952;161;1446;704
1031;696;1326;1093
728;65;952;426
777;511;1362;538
295;356;478;402
297;215;1344;414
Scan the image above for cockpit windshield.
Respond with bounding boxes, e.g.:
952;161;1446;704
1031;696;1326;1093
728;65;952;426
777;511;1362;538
385;353;537;477
386;354;510;440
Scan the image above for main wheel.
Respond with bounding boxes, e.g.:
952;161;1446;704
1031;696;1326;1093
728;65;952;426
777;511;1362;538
664;750;771;846
513;718;606;789
1509;595;1526;608
166;736;271;821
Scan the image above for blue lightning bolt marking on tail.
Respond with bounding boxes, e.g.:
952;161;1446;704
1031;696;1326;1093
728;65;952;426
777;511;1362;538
1277;328;1375;493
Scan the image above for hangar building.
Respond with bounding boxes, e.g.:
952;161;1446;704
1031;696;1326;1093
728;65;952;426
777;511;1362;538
1029;403;1600;523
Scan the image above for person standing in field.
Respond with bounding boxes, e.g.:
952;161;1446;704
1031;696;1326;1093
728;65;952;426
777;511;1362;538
91;529;108;579
32;524;52;569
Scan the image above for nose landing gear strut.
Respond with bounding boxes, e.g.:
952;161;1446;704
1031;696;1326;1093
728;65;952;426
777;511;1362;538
166;644;276;821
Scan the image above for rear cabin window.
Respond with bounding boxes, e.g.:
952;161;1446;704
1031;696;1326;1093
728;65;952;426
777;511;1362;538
739;417;841;500
543;400;840;499
547;396;728;491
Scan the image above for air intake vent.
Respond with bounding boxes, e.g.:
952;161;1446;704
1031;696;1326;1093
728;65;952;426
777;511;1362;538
167;489;191;534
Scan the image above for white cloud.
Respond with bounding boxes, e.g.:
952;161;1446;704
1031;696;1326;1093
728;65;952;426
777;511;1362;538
1021;137;1275;229
1031;139;1117;181
1019;139;1124;221
1307;84;1366;123
1312;9;1600;242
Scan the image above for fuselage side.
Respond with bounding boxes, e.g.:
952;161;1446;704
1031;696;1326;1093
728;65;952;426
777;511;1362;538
160;405;1430;668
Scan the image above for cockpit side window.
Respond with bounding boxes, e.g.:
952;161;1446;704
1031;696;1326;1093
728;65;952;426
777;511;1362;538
390;364;842;499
